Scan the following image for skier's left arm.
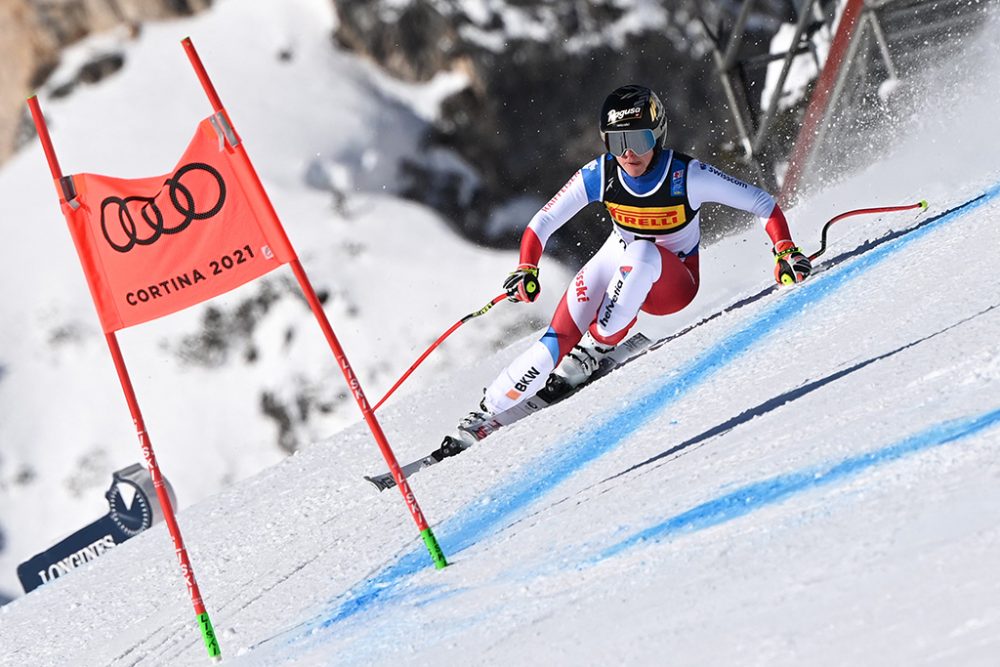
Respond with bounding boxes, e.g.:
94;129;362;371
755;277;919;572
687;161;812;284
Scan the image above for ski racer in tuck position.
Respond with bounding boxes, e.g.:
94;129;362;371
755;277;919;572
450;84;812;448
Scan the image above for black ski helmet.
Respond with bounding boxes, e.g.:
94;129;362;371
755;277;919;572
600;84;667;155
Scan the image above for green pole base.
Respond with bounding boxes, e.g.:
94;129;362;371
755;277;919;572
420;528;449;569
198;611;222;660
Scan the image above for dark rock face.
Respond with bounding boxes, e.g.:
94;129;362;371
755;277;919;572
334;0;461;82
331;0;780;260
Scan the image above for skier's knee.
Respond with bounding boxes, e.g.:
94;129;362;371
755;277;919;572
590;316;637;346
622;240;662;274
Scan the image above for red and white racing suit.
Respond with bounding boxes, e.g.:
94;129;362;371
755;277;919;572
481;149;796;414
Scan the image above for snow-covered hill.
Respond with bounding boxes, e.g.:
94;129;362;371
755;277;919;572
0;0;569;600
1;1;999;665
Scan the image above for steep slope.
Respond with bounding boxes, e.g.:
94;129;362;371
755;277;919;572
0;0;569;599
0;4;998;667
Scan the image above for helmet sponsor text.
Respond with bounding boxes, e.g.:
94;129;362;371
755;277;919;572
607;107;642;125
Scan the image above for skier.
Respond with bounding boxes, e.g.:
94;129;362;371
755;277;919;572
449;84;811;447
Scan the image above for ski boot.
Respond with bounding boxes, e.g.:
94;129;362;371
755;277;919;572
553;332;615;389
431;395;500;462
455;395;502;442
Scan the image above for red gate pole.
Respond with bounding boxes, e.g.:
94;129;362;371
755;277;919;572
779;0;866;206
27;96;222;662
180;38;448;569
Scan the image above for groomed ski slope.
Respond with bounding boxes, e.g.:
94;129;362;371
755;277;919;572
241;188;1000;667
3;8;1000;667
4;142;1000;666
0;0;571;599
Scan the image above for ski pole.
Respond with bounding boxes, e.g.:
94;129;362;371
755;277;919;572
809;200;928;261
374;293;509;411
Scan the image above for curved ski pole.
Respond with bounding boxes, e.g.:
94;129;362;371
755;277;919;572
374;293;508;412
809;200;928;261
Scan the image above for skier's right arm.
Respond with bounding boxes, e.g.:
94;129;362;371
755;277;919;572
506;162;597;303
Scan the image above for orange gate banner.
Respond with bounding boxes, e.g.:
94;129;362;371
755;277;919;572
60;116;297;332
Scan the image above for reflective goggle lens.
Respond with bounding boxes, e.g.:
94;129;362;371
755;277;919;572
604;129;657;157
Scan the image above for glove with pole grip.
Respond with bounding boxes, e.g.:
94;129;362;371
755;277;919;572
503;264;541;302
773;240;812;285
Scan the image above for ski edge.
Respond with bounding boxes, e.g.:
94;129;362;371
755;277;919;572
364;332;654;491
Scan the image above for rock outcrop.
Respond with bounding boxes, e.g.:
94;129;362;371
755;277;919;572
0;0;212;165
331;0;783;259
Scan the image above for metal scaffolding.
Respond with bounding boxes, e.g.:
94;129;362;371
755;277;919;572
700;0;997;201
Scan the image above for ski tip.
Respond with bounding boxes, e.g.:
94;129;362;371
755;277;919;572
918;199;929;210
364;475;395;492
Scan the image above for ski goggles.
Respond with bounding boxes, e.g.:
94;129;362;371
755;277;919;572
604;129;657;157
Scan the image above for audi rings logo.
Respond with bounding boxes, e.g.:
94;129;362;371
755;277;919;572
100;162;226;253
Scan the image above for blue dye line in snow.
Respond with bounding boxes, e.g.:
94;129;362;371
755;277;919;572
438;183;1000;557
307;184;1000;634
599;407;1000;560
316;550;426;628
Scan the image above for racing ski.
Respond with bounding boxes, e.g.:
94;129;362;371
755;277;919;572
365;333;653;491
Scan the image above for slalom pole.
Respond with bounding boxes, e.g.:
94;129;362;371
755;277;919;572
808;201;928;261
27;96;221;662
180;38;448;569
104;334;222;660
374;293;508;411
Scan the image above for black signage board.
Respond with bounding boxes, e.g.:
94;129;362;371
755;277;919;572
17;464;175;594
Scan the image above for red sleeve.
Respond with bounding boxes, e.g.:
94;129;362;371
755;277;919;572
764;204;795;251
518;228;543;267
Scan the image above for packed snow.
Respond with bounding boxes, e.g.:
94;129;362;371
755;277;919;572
1;1;999;665
0;0;569;601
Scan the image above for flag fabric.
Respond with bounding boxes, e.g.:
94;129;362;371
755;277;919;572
59;116;297;332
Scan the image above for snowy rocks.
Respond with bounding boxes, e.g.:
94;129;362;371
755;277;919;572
0;0;213;165
330;0;743;260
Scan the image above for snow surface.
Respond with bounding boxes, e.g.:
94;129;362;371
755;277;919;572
0;0;568;600
1;1;1000;665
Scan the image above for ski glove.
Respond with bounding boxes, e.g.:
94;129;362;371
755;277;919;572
773;241;812;285
504;264;541;303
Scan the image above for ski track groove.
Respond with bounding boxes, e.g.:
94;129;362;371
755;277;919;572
111;488;415;663
442;296;1000;545
600;301;1000;485
597;407;1000;560
246;531;430;653
268;184;1000;653
111;620;187;667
